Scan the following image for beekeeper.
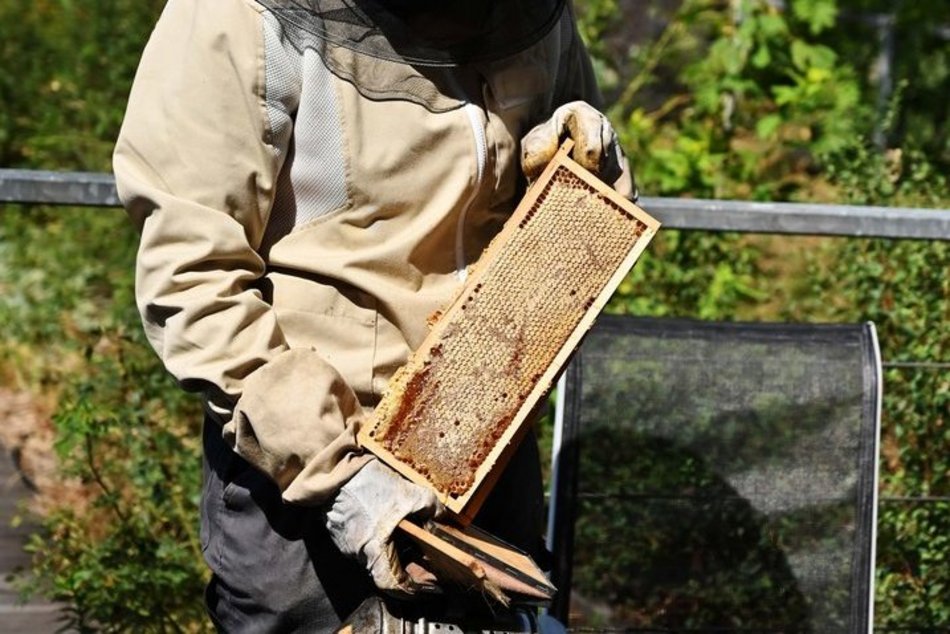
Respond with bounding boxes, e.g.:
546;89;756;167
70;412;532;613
113;0;634;630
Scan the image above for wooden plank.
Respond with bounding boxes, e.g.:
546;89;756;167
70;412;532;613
360;142;660;520
427;522;553;595
397;520;553;605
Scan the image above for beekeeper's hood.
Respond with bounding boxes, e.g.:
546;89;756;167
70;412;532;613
254;0;567;109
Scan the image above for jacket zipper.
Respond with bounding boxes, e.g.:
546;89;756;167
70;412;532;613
455;101;488;282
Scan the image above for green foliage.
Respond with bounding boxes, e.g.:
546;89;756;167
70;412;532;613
587;0;868;201
26;351;207;632
792;0;839;35
0;1;207;628
875;502;950;626
0;0;165;170
611;232;765;320
0;207;208;632
817;1;950;166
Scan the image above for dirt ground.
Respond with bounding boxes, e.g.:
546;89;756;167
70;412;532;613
0;388;85;516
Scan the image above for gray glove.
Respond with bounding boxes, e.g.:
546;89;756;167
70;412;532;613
324;459;442;595
521;100;637;200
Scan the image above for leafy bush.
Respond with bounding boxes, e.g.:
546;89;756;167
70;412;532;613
25;346;207;632
0;207;208;632
0;1;210;628
0;0;164;171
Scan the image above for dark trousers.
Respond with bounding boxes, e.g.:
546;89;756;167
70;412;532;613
201;417;545;633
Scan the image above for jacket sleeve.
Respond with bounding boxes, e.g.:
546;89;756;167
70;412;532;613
554;6;604;111
555;7;636;199
112;0;371;505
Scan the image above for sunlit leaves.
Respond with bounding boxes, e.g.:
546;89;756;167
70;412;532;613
791;0;839;35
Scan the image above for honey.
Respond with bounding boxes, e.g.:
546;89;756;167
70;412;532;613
360;144;660;519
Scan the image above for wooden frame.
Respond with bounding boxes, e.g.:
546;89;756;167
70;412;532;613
359;141;660;521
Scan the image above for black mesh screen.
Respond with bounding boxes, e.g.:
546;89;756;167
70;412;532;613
549;317;880;633
255;0;566;66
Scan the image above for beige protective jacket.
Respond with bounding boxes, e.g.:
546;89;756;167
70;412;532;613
114;0;606;506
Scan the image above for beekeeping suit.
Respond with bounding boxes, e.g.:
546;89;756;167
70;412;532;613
113;0;632;629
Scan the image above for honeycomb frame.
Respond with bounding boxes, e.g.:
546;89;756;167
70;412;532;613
359;142;660;521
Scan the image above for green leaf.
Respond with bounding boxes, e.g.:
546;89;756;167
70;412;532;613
791;39;837;71
756;113;783;139
791;0;839;35
752;45;772;69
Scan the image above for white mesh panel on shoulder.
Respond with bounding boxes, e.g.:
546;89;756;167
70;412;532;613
262;12;299;162
286;50;349;226
263;14;350;233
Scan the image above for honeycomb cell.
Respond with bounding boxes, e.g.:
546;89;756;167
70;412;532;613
366;162;655;506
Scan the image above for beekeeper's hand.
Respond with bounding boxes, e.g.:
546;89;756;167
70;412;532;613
521;100;637;200
324;458;442;595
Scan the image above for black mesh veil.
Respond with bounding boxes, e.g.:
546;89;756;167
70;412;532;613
254;0;567;66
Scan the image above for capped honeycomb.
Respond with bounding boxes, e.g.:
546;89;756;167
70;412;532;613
360;143;659;519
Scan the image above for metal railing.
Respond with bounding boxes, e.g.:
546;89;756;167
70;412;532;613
2;168;949;241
